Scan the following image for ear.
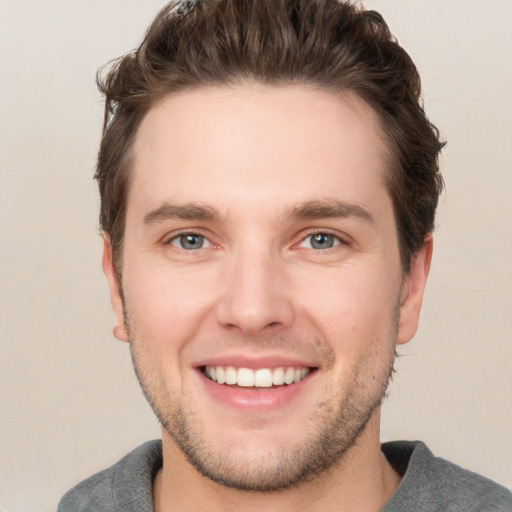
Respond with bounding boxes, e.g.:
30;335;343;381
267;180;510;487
102;235;129;342
397;234;433;345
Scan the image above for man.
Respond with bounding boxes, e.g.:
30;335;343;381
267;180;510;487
58;0;512;510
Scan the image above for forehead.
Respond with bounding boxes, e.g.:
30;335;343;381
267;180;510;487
129;84;391;219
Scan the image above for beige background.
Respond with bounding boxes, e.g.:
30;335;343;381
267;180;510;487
1;1;511;511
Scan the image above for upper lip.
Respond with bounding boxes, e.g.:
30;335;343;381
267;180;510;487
193;354;319;370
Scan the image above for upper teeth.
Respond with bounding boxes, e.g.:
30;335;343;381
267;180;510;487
204;366;310;387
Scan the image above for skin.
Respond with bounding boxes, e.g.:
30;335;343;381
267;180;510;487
103;84;432;511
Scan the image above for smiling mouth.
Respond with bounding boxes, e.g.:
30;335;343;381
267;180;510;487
202;365;314;388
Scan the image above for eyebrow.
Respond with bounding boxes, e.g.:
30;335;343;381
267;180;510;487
143;203;221;225
283;199;374;225
143;199;374;226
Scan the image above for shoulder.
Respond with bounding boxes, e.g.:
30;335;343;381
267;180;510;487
382;441;512;512
57;464;116;512
57;440;162;512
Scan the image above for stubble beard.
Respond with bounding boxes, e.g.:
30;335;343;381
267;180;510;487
128;332;397;493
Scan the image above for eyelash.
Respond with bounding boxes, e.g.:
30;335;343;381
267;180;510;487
297;230;348;250
164;229;348;251
165;230;213;250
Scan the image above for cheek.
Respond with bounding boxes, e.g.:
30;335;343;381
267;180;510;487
296;265;400;352
122;264;220;357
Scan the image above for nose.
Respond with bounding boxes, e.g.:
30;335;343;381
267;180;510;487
215;248;295;335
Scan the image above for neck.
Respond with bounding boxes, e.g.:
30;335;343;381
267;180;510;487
153;410;401;512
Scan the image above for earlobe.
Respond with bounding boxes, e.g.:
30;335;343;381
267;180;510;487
102;235;129;342
397;235;433;345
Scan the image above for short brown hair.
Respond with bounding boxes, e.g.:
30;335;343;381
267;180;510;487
96;0;444;273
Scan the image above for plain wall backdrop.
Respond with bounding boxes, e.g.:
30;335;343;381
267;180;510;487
1;1;511;511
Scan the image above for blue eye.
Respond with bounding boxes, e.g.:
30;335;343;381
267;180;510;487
170;233;209;250
301;233;340;250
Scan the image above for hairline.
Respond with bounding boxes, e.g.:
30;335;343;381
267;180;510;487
109;80;415;276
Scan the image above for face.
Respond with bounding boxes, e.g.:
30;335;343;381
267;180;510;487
104;85;431;491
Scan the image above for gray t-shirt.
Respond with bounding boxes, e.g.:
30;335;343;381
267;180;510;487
58;440;512;511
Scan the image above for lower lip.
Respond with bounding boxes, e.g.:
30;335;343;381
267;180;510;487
198;370;315;411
